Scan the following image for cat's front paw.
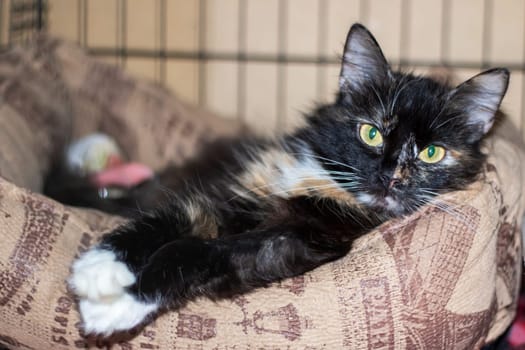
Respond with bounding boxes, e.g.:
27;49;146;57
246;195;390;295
69;248;158;335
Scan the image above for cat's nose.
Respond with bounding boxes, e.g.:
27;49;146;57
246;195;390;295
379;174;399;190
389;177;401;189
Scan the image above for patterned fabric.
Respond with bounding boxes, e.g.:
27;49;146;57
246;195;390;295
0;36;523;349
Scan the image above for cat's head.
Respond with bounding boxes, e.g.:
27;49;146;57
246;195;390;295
304;23;509;216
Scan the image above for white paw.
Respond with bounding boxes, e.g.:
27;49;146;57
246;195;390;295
70;249;135;301
70;248;158;334
78;293;158;335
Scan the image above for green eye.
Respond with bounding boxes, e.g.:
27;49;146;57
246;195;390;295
359;124;383;147
418;144;446;163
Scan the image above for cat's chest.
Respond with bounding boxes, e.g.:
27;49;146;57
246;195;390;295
230;147;358;204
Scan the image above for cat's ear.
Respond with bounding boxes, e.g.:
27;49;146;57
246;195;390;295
450;68;509;138
339;23;391;91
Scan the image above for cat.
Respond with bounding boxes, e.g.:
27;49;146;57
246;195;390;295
67;23;509;335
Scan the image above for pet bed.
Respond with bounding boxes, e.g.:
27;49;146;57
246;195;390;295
0;36;523;349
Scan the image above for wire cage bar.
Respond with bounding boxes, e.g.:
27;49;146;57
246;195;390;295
1;0;46;46
2;0;525;140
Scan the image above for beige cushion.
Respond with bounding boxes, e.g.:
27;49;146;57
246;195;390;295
0;36;523;349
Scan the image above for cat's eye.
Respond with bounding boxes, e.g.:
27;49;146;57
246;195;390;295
418;145;446;164
359;124;383;147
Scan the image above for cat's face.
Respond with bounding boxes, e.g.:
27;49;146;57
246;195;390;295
305;24;509;216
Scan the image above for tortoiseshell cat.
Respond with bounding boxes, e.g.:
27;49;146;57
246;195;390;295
67;24;509;334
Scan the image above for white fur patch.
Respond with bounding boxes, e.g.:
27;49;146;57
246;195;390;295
357;193;375;206
70;248;158;334
441;153;457;166
274;152;331;196
236;144;339;200
358;193;403;214
78;293;158;335
384;196;402;213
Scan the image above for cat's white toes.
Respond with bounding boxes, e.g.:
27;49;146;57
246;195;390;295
70;248;135;301
70;248;158;334
79;293;158;335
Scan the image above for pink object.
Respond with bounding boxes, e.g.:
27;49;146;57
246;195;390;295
90;162;154;188
105;154;124;168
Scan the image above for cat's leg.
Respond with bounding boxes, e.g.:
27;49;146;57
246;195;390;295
69;188;371;336
68;196;224;335
70;196;360;335
132;222;352;307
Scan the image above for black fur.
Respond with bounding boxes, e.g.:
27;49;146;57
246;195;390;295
55;23;509;333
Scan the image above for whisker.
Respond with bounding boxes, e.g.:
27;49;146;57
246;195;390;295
414;194;471;226
261;182;362;198
291;152;361;172
227;172;363;201
390;76;420;116
429;91;455;129
431;113;466;130
323;170;365;180
371;84;387;116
